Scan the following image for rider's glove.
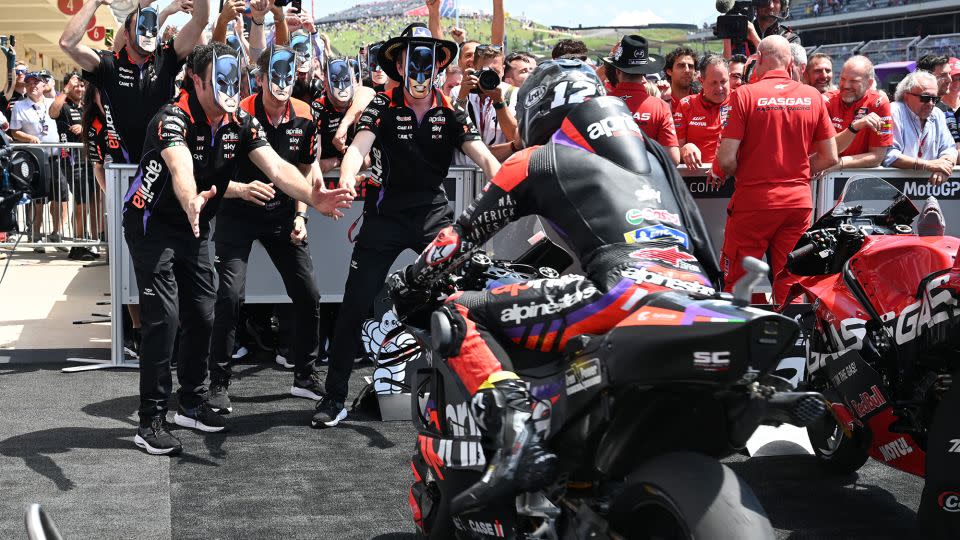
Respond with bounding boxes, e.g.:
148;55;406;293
387;268;431;317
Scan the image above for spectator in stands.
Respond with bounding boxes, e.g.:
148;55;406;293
804;53;835;94
0;61;27;114
663;47;698;113
717;35;837;303
884;71;958;185
453;44;519;161
552;39;588;61
729;54;747;91
821;56;893;172
50;72;100;261
604;36;680;165
676;55;731;170
917;54;960;145
9;72;68;251
723;0;800;58
504;52;536;87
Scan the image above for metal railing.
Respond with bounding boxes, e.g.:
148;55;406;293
4;142;106;252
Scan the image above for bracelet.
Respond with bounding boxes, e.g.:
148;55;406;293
839;156;844;171
251;17;264;25
847;122;860;134
914;159;924;171
492;101;505;110
295;211;309;222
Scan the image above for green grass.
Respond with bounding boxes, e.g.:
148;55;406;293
321;17;722;59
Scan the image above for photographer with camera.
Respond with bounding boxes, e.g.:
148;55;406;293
453;44;519;161
604;36;681;166
718;0;800;59
1;58;27;116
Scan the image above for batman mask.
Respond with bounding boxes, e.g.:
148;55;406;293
135;7;159;53
326;59;355;108
212;50;241;113
290;34;312;73
268;48;296;101
405;43;436;100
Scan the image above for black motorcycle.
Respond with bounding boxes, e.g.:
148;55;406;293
395;238;826;540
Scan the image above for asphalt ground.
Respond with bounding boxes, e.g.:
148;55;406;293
0;348;924;539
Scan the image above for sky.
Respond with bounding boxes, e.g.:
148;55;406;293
158;1;719;32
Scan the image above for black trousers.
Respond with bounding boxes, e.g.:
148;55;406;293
123;214;215;425
324;203;453;404
210;213;321;382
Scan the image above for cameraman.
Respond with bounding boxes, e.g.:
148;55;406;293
723;0;800;58
453;44;519;161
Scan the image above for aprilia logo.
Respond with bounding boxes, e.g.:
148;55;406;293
586;114;643;139
878;437;913;462
849;385;887;417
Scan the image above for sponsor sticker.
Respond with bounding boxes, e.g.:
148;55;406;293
623;225;690;247
878;436;914;462
693;351;730;372
848;384;887;418
625;207;681;226
566;357;602;395
939;491;960;513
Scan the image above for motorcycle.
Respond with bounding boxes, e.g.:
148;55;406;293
395;237;826;539
782;175;960;477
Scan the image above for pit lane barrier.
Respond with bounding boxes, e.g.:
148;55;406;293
88;164;960;376
3;142;105;252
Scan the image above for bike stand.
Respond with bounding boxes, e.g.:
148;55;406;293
63;356;139;373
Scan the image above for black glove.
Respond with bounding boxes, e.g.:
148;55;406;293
387;268;431;318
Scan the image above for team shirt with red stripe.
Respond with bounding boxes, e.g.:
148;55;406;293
823;88;894;157
609;82;679;148
675;93;732;165
721;69;836;210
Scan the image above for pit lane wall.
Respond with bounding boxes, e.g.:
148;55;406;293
107;164;960;306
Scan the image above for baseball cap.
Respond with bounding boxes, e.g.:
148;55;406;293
950;57;960;77
23;71;43;81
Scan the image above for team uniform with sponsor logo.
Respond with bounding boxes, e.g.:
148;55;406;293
823;88;893;157
675;93;732;165
404;97;720;395
209;94;322;388
719;69;835;302
82;40;184;163
121;89;269;425
608;82;679;149
323;86;482;406
54;97;98;204
312;94;355;160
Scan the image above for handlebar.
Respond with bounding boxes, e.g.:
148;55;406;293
786;242;818;265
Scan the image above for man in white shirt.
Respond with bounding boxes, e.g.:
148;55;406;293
884;70;958;185
9;72;67;249
452;44;520;163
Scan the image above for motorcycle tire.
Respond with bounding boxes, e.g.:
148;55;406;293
607;451;774;540
806;407;870;475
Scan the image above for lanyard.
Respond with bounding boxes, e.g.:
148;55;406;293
916;118;928;159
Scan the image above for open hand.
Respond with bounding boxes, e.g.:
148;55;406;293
186;186;217;238
312;181;354;219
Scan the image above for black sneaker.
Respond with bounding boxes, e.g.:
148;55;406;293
311;395;347;428
291;371;325;401
134;418;183;456
173;403;227;432
208;382;232;414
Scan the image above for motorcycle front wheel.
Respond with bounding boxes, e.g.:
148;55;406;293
607;451;774;540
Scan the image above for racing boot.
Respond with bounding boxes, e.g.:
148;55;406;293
450;372;558;515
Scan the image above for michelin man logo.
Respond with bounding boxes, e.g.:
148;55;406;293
361;308;419;394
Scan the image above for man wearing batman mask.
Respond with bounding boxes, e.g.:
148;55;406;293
312;24;501;429
290;32;324;103
121;43;353;455
311;57;376;172
206;46;336;414
60;0;208;164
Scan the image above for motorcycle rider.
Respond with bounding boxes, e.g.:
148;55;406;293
390;59;722;513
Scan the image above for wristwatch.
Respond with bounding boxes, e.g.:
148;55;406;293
847;121;860;134
493;101;506;110
295;211;309;223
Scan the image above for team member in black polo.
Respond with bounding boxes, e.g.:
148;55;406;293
312;24;502;428
60;0;208;163
207;46;328;414
312;58;376;172
124;43;352;455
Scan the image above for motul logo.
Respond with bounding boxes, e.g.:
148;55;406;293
849;385;887;417
878;437;913;462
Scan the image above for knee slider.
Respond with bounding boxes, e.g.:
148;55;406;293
430;305;467;358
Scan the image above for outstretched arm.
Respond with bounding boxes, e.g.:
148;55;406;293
173;0;212;59
491;0;505;47
59;0;106;73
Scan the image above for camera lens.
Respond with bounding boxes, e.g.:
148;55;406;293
478;68;500;91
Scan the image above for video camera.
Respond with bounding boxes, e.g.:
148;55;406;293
713;0;767;42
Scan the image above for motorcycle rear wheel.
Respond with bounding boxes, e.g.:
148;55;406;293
607;452;774;540
807;411;870;475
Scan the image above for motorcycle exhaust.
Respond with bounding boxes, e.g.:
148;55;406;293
762;392;826;428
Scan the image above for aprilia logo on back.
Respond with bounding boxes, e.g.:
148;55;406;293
586;114;643;139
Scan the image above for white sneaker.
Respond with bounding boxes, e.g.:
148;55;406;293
276;353;294;369
232;346;249;360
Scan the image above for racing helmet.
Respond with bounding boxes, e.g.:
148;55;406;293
515;58;605;148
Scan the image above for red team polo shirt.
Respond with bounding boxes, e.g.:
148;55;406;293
675;93;732;164
610;82;679;148
823;88;894;157
722;69;836;210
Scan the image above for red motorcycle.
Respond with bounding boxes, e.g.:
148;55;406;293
781;176;960;481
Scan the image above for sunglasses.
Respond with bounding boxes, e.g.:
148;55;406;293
908;92;940;104
15;68;27;74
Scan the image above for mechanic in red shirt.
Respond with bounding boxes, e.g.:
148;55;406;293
603;35;681;165
820;55;893;171
716;35;838;302
676;55;732;169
